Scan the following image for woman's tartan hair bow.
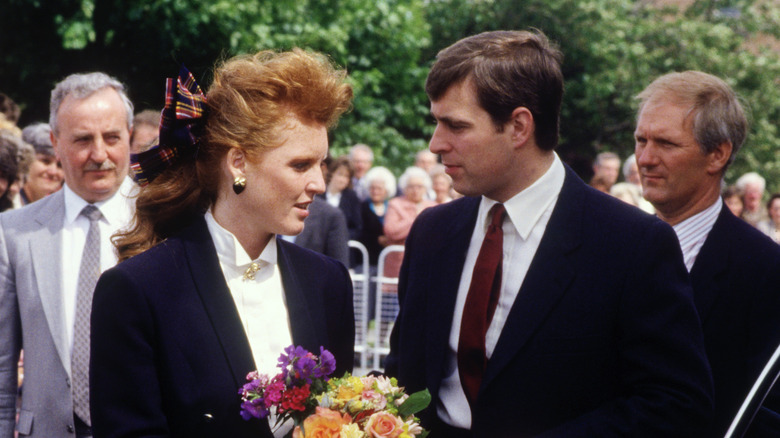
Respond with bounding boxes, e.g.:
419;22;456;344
130;65;206;186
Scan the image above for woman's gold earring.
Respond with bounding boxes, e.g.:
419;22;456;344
233;175;247;195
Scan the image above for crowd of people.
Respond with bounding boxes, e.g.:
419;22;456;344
0;27;778;438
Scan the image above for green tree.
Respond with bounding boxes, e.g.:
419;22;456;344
423;0;780;191
0;0;431;174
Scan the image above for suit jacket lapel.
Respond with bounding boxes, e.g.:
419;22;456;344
29;192;70;373
425;197;481;392
182;217;256;386
689;209;730;324
276;240;327;349
482;168;582;389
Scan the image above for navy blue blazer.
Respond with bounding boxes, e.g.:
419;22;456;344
690;207;780;436
90;216;355;438
385;167;713;437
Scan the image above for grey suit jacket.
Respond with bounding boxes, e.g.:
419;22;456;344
294;197;350;266
0;190;77;438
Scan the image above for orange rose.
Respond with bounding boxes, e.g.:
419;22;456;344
292;407;351;438
364;412;404;438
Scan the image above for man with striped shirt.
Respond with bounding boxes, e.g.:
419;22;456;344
634;70;780;437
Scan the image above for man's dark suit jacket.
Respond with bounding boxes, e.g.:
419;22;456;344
295;197;350;266
325;188;362;241
385;167;713;437
690;207;780;436
89;216;355;438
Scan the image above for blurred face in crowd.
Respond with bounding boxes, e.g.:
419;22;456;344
51;87;130;203
237;115;327;246
724;194;744;218
404;176;427;204
24;153;64;202
130;123;158;154
351;149;372;179
415;151;437;172
743;184;763;212
368;179;388;204
432;173;452;198
634;96;729;224
625;160;641;186
328;165;350;194
594;158;620;186
769;198;780;226
429;79;518;202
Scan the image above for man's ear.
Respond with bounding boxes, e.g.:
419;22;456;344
707;141;732;175
510;106;534;149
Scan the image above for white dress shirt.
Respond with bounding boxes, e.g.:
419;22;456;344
61;177;135;353
672;199;722;272
438;153;566;429
326;191;342;209
204;210;293;377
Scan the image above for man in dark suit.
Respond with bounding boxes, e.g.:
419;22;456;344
634;71;780;437
384;30;713;437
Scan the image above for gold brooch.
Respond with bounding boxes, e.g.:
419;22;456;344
243;262;260;281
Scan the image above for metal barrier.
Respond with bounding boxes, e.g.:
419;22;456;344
347;240;370;372
371;244;405;369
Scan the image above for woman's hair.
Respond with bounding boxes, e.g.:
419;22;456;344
0;130;32;211
398;166;432;192
326;156;354;187
362;166;397;199
115;49;353;261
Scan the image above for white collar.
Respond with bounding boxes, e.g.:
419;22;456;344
204;209;277;269
63;176;135;226
479;152;566;240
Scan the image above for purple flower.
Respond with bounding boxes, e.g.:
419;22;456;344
293;354;318;383
240;398;269;420
315;347;336;378
278;345;309;378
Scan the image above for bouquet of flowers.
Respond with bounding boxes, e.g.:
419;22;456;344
239;345;430;437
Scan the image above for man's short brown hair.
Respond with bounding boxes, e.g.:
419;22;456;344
425;30;564;150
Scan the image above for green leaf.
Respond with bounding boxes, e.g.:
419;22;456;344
397;389;431;418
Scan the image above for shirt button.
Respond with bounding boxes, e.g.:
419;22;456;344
67;424;75;433
203;413;214;423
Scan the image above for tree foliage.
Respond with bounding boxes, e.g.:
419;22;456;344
1;0;778;188
423;0;780;190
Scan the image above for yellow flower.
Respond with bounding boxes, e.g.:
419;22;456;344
339;423;364;438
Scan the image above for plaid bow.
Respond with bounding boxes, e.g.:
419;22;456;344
130;65;207;186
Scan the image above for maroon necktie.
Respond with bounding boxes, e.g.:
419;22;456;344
458;203;506;406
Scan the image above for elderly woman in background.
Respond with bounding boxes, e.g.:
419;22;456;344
358;165;396;266
430;165;454;204
323;155;362;241
90;49;354;438
384;166;436;246
19;123;64;205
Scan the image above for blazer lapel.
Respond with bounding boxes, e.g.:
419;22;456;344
182;217;255;386
424;197;481;392
29;192;70;373
689;209;730;324
276;240;327;349
482;168;582;389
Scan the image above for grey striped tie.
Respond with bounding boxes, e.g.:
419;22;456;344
72;205;102;425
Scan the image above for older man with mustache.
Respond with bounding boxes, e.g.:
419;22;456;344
0;72;135;438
